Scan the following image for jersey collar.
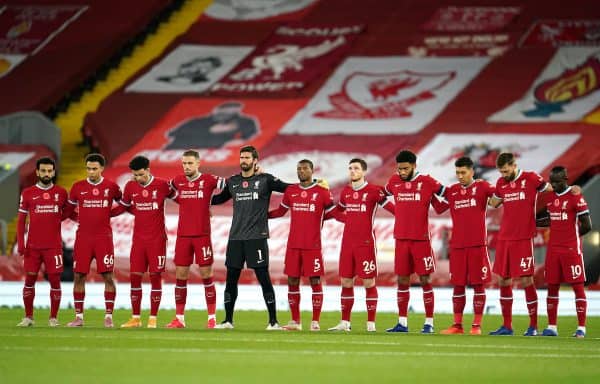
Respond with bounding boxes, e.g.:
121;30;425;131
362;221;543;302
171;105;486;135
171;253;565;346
35;183;54;190
86;176;104;186
555;186;572;197
352;181;368;191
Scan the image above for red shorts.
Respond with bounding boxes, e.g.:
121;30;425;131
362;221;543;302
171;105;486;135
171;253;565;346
130;237;167;273
24;248;63;274
493;238;534;278
545;247;586;285
339;242;377;279
394;239;436;276
174;236;213;267
73;235;115;274
285;248;324;277
449;246;492;286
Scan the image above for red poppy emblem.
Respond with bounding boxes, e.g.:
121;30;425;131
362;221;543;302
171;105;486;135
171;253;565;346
301;191;308;198
353;192;359;199
43;193;50;200
92;188;99;196
242;181;249;188
405;182;411;189
142;189;149;197
554;199;560;207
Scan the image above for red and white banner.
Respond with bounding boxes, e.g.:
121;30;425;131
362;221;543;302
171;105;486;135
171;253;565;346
0;5;87;55
112;98;307;167
488;47;600;122
416;133;580;186
407;33;514;57
520;20;600;47
0;53;26;79
203;0;318;21
126;45;253;93
281;56;490;135
422;6;520;32
211;23;364;96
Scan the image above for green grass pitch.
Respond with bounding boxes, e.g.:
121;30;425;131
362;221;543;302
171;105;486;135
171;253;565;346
0;308;598;383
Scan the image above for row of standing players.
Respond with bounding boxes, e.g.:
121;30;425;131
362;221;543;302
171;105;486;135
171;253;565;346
15;147;592;337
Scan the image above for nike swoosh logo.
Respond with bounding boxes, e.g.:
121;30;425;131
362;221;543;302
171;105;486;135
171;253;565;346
33;196;40;200
80;191;88;195
132;194;138;197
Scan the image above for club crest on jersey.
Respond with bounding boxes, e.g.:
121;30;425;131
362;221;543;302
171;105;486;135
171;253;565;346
242;181;249;188
199;180;205;189
43;192;50;200
521;179;527;189
562;200;568;210
524;55;600;118
93;188;100;196
301;191;308;198
142;189;149;198
152;190;158;199
472;186;477;195
104;188;109;197
312;192;318;201
362;193;368;202
313;70;456;119
54;193;59;202
417;182;422;191
254;181;260;189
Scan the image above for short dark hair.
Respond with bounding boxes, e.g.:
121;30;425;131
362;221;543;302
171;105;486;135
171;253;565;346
129;155;150;171
454;156;474;168
85;153;106;167
298;159;314;170
396;150;417;164
240;145;259;160
496;152;515;168
182;150;200;159
349;158;367;171
36;157;55;170
550;165;567;175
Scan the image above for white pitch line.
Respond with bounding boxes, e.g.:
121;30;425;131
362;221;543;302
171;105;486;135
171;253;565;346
2;333;598;352
1;345;599;359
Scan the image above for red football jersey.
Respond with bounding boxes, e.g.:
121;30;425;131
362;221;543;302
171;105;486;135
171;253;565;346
121;176;174;241
280;182;334;249
546;187;589;251
339;182;390;246
494;170;548;240
170;173;225;237
385;173;444;240
442;180;495;248
69;177;122;237
19;184;69;249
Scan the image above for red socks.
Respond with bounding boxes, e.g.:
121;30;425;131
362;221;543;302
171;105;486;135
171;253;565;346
288;283;301;323
452;285;466;325
397;284;410;317
130;273;143;316
524;284;538;329
472;284;486;327
175;279;187;316
499;285;513;329
365;286;378;322
311;282;323;322
203;277;216;316
23;274;37;318
341;287;354;322
150;273;162;317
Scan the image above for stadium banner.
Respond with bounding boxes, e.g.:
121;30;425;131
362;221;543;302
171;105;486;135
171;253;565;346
203;0;319;21
407;33;514;57
415;133;580;186
0;53;26;79
488;47;600;122
112;98;307;167
211;23;364;96
519;20;600;47
421;6;520;32
125;45;254;93
280;56;490;135
0;5;87;55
